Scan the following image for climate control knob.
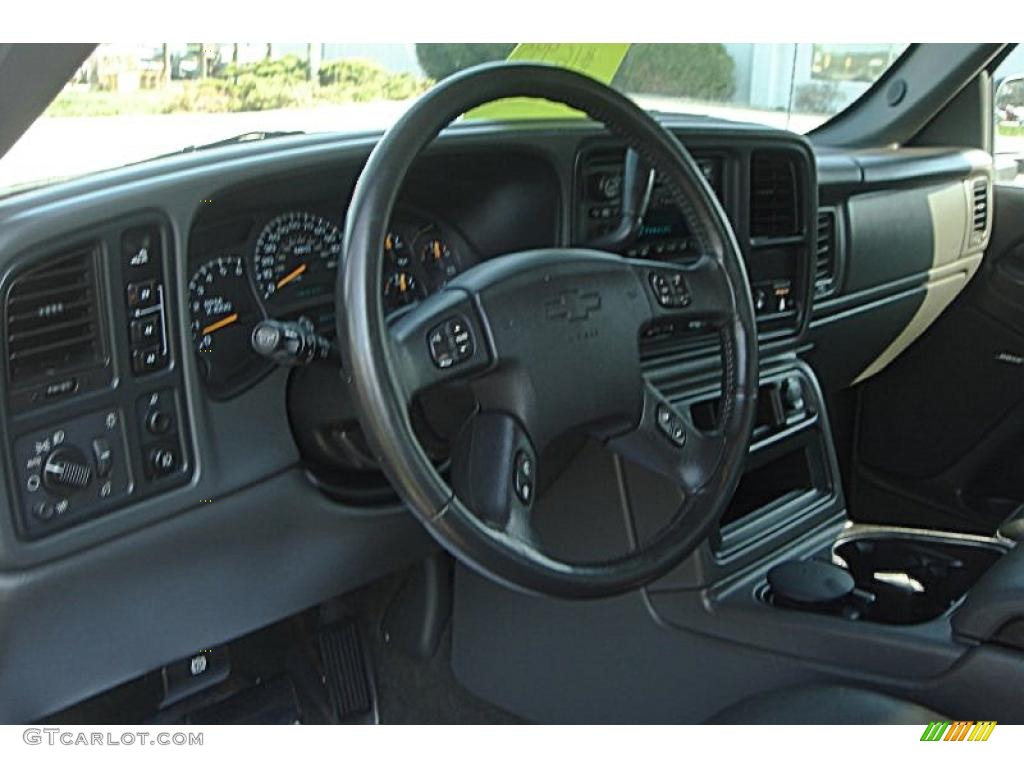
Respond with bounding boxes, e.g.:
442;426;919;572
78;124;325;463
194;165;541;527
43;447;92;492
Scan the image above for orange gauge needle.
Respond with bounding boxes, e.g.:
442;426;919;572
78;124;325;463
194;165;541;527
399;273;408;292
202;312;239;336
276;263;307;289
433;241;441;261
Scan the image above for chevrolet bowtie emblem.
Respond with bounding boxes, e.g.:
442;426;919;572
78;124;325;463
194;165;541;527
545;290;602;322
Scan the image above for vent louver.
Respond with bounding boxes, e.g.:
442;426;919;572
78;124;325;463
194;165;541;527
750;152;800;239
5;244;104;385
814;209;838;298
972;178;988;234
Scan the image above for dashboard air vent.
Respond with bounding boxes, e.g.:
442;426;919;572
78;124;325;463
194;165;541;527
971;178;988;234
814;209;838;298
750;152;800;239
5;244;104;385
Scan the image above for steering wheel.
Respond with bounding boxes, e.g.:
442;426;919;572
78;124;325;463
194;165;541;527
339;62;757;599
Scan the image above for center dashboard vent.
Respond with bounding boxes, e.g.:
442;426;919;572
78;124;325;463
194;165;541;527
5;243;106;387
750;152;800;239
814;209;838;298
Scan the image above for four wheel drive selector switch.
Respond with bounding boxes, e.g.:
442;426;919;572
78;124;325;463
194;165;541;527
428;315;475;369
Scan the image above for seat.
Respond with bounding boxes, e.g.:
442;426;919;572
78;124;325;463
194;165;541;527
707;684;946;725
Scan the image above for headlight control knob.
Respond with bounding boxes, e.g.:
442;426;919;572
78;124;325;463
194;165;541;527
43;446;92;492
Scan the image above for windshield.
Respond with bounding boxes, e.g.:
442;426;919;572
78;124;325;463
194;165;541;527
0;42;908;196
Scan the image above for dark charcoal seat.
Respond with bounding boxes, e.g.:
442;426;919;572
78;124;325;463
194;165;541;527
707;684;946;725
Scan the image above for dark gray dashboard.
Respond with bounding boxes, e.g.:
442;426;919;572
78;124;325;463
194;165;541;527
0;113;987;722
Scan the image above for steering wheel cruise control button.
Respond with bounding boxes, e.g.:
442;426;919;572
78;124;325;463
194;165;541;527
428;315;475;369
649;270;691;308
656;404;687;447
513;450;534;505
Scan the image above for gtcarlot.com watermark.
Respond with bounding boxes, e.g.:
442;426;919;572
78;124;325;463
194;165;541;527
23;728;203;747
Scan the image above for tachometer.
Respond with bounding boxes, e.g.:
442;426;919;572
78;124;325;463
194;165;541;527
253;211;342;308
189;255;269;396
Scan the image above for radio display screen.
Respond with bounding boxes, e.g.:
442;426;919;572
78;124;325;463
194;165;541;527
636;156;722;244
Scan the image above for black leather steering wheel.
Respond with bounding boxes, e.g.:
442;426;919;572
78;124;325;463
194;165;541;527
339;62;757;599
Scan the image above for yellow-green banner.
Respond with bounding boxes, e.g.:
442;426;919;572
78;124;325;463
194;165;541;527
465;43;630;121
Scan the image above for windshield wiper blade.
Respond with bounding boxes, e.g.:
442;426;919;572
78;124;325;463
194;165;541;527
143;130;307;163
172;130;306;155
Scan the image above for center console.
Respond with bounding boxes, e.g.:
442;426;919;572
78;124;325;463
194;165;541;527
639;358;1024;692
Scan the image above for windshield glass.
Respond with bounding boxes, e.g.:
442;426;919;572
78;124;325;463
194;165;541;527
0;42;908;196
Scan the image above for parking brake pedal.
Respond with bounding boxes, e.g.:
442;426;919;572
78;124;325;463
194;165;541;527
317;621;375;723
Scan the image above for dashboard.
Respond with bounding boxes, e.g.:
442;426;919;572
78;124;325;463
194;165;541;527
0;128;817;543
0;114;992;722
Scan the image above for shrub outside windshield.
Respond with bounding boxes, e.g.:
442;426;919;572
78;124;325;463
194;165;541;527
0;43;908;196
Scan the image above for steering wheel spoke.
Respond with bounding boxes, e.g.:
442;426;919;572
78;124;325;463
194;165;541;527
630;254;734;334
607;380;725;498
387;289;493;404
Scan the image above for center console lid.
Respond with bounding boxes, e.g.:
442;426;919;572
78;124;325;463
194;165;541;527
953;543;1024;646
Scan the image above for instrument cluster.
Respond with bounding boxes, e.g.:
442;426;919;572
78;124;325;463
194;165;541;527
188;208;470;398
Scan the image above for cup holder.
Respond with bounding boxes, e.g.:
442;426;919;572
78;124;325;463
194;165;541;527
763;529;1008;625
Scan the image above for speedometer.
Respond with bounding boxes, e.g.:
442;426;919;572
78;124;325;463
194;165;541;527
253;211;342;308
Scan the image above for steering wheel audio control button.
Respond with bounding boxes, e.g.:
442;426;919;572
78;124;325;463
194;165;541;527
513;450;534;505
649;270;691;308
656;404;687;447
428;315;475;369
